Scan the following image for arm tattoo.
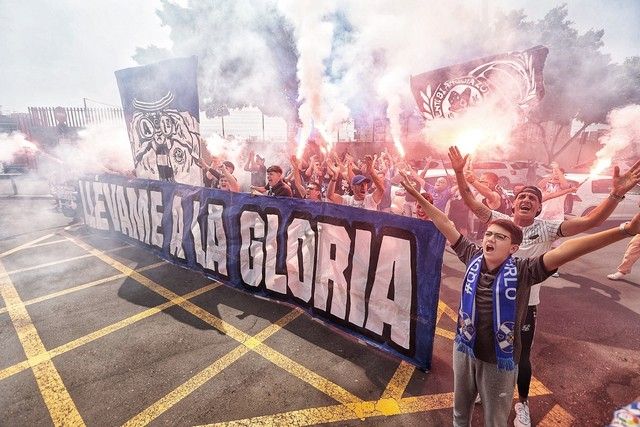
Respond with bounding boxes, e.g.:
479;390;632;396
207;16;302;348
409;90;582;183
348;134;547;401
472;205;492;223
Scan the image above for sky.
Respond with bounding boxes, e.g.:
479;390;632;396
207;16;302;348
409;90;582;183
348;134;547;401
0;0;638;114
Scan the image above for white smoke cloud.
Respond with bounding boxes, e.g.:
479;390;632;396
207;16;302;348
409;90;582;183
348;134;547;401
278;0;350;147
592;104;640;174
0;132;38;164
422;100;522;157
318;1;488;153
39;121;134;182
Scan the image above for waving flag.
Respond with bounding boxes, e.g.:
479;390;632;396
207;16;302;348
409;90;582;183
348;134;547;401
115;56;203;186
410;46;549;121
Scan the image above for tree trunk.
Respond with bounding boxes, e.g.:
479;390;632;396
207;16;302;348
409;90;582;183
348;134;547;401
552;122;591;161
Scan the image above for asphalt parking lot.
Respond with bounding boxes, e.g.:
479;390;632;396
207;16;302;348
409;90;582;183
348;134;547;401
1;197;638;426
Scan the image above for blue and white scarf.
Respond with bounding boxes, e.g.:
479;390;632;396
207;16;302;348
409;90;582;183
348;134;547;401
455;254;519;371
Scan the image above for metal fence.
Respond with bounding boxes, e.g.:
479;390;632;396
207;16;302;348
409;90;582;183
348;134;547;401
24;107;124;129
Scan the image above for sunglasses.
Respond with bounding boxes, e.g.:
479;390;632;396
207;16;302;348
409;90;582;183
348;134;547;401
484;231;511;241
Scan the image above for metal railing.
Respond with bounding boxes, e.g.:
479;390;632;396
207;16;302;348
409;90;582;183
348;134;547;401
24;106;124;129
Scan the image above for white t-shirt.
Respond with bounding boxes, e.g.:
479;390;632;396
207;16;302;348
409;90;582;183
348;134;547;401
491;210;563;305
540;181;567;221
342;193;379;211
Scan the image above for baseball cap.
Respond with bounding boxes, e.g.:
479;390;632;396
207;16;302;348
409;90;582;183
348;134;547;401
351;175;371;186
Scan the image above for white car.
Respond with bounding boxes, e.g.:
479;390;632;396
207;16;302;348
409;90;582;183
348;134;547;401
564;173;640;220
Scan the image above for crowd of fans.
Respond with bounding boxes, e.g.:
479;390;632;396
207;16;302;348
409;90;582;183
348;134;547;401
196;141;576;240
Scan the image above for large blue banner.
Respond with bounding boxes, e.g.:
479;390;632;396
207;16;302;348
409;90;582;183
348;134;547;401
115;57;203;186
78;175;446;369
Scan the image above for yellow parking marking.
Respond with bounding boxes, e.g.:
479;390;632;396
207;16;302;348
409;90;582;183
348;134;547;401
435;326;456;340
201;392;455;426
529;376;552;395
438;300;458;322
0;262;165;315
52;232;558;425
0;283;219;382
23;239;68;249
538;404;575;426
63;234;365;412
0;233;55;258
124;309;302;427
0;245;128;277
203;378;557;427
0;258;85;426
381;360;415;401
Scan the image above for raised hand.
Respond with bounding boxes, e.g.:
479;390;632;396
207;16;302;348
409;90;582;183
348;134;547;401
399;171;420;197
464;168;476;183
612;159;640;196
290;155;299;169
627;212;640;235
326;158;339;177
364;154;374;173
448;146;468;173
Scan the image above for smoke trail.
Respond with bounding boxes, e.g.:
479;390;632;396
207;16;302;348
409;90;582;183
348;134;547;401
278;0;350;151
35;121;134;183
592;104;640;174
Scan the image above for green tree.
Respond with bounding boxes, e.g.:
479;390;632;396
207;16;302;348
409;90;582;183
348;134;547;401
489;5;640;162
134;0;299;121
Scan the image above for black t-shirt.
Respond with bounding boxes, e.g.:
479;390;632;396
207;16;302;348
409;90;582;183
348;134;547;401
266;180;292;197
451;236;555;364
251;165;267;187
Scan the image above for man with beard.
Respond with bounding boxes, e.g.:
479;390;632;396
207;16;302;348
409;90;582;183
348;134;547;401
449;145;640;427
401;171;640;427
251;165;292;197
327;155;384;210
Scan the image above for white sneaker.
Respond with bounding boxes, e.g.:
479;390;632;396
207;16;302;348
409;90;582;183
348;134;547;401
551;271;560;278
514;401;531;427
607;271;626;280
475;394;482;404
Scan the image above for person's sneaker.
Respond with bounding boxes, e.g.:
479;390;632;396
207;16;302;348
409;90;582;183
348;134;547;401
474;394;482;404
607;271;626;280
514;401;531;427
551;271;560;278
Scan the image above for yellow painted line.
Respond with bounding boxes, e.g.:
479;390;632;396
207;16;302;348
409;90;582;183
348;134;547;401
23;239;68;249
63;233;364;410
438;300;458;322
62;233;556;426
203;381;556;427
0;283;219;382
202;401;367;427
201;392;455;427
537;404;575;426
0;262;165;315
435;327;456;340
251;343;364;408
124;309;302;427
0;233;55;258
0;258;85;426
0;245;128;277
529;376;552;395
380;360;415;401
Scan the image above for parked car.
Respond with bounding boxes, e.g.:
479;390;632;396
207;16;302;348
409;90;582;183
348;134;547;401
470;160;543;189
564;173;640;220
421;158;550;189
